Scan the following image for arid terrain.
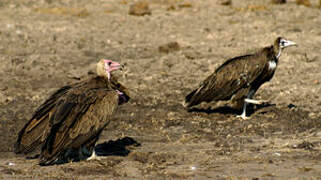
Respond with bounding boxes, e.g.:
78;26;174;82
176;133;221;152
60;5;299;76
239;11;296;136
1;0;321;179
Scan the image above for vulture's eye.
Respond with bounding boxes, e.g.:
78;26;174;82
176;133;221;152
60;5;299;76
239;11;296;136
108;62;112;65
280;41;285;46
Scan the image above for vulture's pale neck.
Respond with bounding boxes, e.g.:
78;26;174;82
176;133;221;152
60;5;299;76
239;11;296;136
107;72;111;82
104;62;111;81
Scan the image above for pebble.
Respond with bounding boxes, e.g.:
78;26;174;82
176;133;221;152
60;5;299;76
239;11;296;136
7;162;15;166
274;152;281;156
129;1;151;16
271;0;286;4
158;42;180;54
218;0;232;6
296;0;311;7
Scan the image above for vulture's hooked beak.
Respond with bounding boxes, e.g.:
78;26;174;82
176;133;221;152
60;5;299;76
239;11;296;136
284;40;297;47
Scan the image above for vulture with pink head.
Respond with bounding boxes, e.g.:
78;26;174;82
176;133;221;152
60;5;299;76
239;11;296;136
14;59;130;165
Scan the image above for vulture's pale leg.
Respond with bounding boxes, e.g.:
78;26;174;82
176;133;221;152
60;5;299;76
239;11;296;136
244;99;268;105
87;151;101;161
236;89;257;120
236;103;249;120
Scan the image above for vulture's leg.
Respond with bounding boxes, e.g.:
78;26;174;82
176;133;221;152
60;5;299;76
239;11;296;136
244;99;268;104
85;131;103;161
236;103;249;120
87;150;101;161
236;89;257;120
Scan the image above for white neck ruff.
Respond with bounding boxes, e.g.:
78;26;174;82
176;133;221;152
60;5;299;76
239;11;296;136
268;61;277;70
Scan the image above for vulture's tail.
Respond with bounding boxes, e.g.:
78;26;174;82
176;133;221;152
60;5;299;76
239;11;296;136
183;88;198;108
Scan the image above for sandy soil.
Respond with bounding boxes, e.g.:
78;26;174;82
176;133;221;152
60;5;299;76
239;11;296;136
1;0;321;179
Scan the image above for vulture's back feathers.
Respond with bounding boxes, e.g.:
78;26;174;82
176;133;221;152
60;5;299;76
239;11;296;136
39;84;119;165
14;85;72;154
184;48;273;108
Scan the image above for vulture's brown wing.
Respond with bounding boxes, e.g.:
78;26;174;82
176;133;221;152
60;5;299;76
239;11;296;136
14;85;72;154
185;54;267;107
40;87;119;165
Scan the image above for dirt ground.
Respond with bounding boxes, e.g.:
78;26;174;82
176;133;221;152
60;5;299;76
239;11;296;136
1;0;321;179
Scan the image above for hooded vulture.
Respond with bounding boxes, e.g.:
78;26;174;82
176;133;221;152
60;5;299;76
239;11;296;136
15;59;130;165
184;37;297;119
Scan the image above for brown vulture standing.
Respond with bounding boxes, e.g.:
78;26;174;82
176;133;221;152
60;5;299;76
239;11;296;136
184;37;297;119
14;59;130;165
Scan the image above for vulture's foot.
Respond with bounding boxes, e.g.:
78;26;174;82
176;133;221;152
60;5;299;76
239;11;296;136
87;151;102;161
236;112;250;120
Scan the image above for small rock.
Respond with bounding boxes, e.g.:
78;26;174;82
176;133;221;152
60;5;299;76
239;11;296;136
129;1;151;16
7;24;14;28
178;2;192;8
313;80;319;84
309;112;316;118
296;141;314;150
299;166;313;172
274;152;281;156
75;8;90;18
0;93;11;104
271;0;286;4
7;162;15;166
158;42;180;54
203;27;211;32
218;0;232;6
166;5;176;11
296;0;311;7
31;95;41;101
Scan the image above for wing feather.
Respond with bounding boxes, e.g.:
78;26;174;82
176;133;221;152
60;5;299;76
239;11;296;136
40;87;119;165
185;54;266;107
14;85;72;154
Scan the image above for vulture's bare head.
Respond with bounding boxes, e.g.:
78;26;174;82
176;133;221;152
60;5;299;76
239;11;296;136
274;37;297;49
276;37;297;49
97;59;123;80
274;37;297;58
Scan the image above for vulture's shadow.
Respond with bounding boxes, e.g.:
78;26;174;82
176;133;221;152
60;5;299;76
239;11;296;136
29;137;140;165
94;136;141;157
188;103;275;116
